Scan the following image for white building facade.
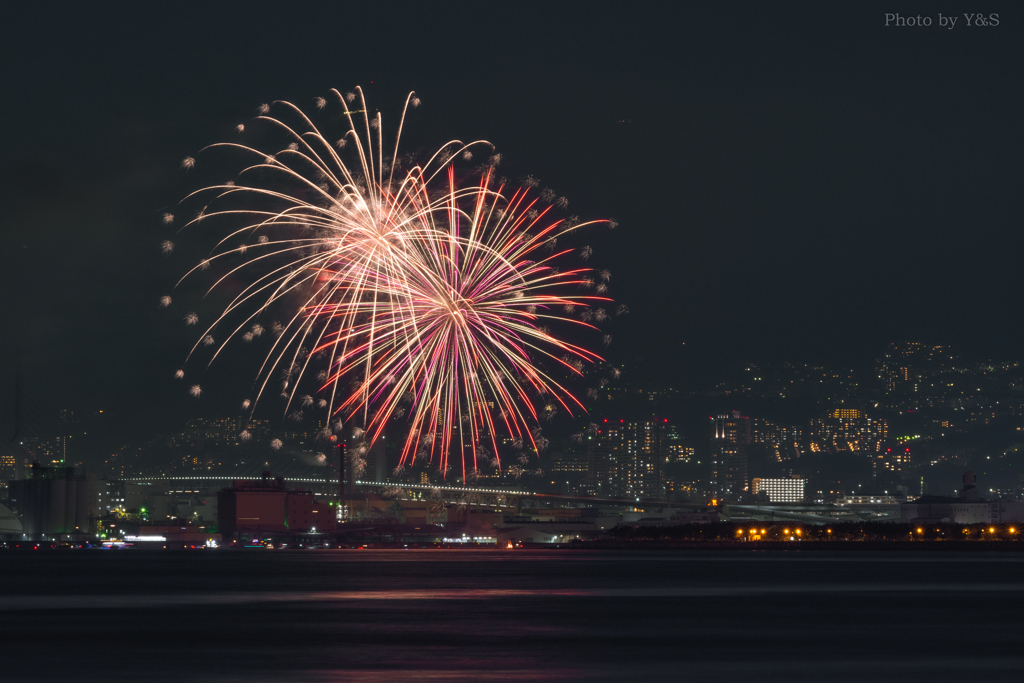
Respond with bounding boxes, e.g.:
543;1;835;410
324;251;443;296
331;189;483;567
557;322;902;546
751;477;805;503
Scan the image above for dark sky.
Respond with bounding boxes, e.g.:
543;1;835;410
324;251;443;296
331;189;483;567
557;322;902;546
1;1;1021;431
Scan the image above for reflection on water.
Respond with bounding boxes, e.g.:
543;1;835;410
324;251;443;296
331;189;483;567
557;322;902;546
4;583;1024;612
1;549;1023;682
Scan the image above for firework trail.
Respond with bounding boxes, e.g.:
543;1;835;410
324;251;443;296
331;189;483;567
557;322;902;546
168;87;619;479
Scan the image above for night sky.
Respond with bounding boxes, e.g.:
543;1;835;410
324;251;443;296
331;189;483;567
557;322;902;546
1;1;1020;432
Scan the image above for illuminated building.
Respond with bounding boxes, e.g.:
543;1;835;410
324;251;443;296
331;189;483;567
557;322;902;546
666;446;695;463
874;446;912;477
751;476;805;503
589;419;668;499
552;448;589;474
662;423;691;462
752;418;803;461
97;480;127;514
664;478;704;502
12;437;67;472
808;409;888;454
0;452;16;485
877;342;952;393
710;411;750;500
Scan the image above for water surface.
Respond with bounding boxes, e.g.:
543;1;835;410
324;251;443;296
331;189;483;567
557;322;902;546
2;549;1021;681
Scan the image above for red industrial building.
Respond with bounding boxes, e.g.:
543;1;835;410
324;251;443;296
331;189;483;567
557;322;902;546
217;473;337;536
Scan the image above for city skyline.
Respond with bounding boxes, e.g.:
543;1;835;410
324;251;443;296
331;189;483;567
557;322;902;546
6;339;1023;508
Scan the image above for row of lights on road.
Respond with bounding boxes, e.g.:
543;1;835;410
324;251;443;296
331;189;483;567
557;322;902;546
915;526;1018;535
737;528;804;541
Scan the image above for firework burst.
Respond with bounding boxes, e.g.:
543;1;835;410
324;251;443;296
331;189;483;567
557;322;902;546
169;87;621;479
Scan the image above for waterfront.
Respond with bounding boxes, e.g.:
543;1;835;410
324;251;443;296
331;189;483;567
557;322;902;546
2;549;1024;681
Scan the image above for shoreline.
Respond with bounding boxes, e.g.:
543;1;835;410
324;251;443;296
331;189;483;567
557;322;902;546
5;539;1024;552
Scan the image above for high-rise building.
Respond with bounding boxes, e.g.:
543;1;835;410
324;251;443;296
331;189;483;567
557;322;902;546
710;411;751;500
663;423;690;462
589;419;668;499
808;409;888;454
752;419;803;462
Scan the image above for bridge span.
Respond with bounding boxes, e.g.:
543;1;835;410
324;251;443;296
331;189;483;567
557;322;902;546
121;476;645;508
